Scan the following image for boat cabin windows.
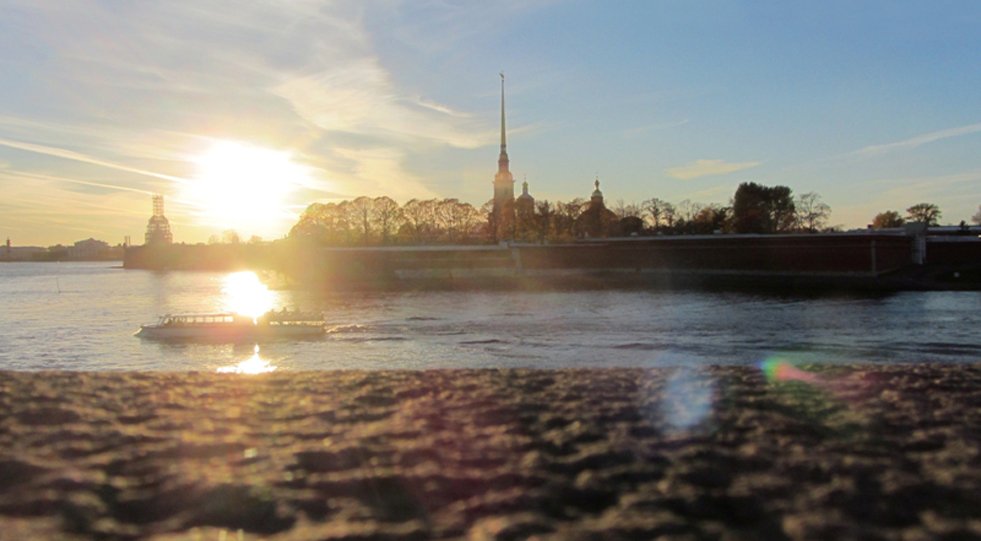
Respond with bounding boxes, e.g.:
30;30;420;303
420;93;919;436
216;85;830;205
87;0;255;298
158;314;239;326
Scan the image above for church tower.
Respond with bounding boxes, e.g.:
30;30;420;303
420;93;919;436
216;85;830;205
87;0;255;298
492;73;515;241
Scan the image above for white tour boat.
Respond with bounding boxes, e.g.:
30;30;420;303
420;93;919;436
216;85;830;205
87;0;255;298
135;310;325;340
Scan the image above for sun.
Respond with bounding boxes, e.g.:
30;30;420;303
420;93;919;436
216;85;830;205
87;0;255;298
182;140;309;237
221;271;276;319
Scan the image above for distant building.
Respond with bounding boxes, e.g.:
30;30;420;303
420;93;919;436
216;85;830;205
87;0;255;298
491;73;515;242
68;238;111;259
145;194;173;245
514;180;537;241
1;246;47;261
68;237;109;259
574;178;619;238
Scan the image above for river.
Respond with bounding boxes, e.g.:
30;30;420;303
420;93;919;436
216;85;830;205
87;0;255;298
1;262;978;372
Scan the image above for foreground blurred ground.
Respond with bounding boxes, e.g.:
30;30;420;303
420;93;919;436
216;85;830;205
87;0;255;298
0;365;979;540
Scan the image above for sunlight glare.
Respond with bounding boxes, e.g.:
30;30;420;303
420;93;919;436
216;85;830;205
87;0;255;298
183;140;310;237
216;345;276;374
221;271;275;319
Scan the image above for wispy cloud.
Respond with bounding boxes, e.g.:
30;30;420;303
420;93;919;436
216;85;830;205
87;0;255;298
0;138;187;185
855;122;981;156
666;159;761;180
272;58;490;149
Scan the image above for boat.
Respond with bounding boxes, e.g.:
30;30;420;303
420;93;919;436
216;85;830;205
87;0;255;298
135;310;324;340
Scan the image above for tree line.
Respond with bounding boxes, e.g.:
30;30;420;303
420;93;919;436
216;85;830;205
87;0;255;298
282;185;977;246
286;183;838;246
290;197;486;245
871;203;950;229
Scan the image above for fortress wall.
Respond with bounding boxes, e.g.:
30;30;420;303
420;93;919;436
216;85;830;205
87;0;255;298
518;235;914;275
925;237;981;266
122;234;981;290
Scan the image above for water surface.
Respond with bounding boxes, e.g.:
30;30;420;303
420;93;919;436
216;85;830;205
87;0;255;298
1;262;978;371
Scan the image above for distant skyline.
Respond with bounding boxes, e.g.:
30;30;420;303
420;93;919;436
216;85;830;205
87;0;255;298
1;1;979;245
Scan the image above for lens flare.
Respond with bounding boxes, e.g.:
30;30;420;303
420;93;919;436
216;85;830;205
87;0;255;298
760;358;820;384
661;367;716;433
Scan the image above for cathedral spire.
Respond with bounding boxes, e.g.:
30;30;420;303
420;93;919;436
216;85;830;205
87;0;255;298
492;72;515;242
498;72;509;172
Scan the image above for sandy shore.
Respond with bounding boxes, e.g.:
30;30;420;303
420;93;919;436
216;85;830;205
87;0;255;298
0;365;979;540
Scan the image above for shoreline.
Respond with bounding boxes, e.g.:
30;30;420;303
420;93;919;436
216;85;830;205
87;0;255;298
1;365;979;540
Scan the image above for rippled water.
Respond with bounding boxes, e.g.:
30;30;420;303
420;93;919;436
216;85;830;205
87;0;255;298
1;262;979;371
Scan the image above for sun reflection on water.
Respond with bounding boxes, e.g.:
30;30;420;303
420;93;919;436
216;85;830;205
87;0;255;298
221;271;275;319
216;345;276;374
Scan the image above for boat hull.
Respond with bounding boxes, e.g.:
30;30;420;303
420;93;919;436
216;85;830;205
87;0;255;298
135;323;324;341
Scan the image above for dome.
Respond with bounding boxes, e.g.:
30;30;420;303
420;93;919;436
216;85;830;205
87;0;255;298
517;180;534;201
590;178;604;204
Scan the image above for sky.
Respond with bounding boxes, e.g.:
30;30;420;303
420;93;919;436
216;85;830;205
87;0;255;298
1;0;979;245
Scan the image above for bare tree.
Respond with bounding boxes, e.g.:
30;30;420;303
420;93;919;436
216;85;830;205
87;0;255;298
612;199;640;220
795;192;831;232
677;199;704;223
661;201;676;230
972;205;981;226
643;198;669;230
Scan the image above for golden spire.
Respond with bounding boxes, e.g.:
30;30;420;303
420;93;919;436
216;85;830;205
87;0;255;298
498;72;509;172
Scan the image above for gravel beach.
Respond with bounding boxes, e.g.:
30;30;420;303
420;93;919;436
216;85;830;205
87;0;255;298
1;365;979;540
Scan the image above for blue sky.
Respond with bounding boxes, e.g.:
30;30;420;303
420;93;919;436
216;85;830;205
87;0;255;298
1;0;979;244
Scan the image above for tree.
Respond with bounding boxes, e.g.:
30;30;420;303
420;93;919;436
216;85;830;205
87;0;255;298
871;210;904;229
619;216;644;236
972;205;981;226
677;199;702;223
731;182;796;233
770;187;797;232
906;203;942;226
371;196;402;244
535;200;554;242
438;199;481;242
612;199;641;220
795;192;831;232
643;198;669;231
480;199;496;240
349;196;374;243
690;204;730;234
552;198;587;240
222;230;240;244
401;199;429;243
661;202;676;230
